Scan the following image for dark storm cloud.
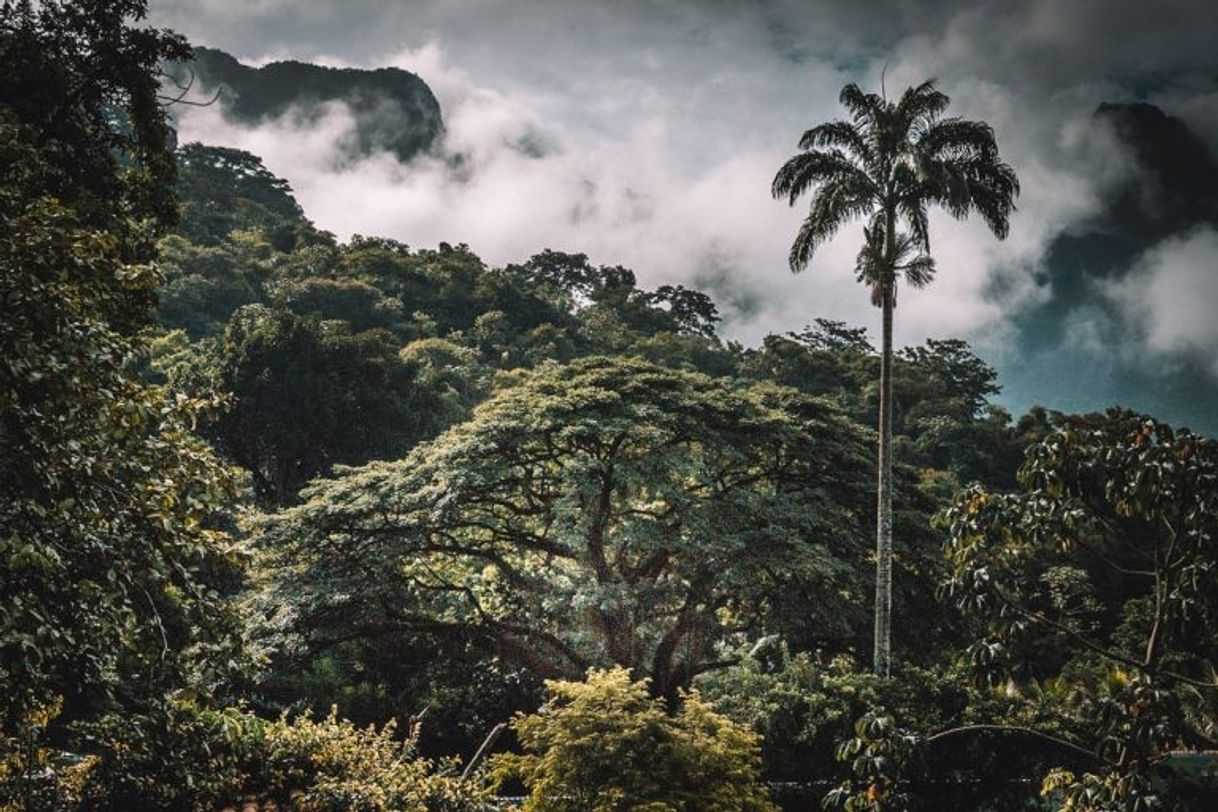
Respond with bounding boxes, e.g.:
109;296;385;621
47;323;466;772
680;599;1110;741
150;0;1218;432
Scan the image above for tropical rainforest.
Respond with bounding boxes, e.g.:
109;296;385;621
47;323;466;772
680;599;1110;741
2;2;1218;811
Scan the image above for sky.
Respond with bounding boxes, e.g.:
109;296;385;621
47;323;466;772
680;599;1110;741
148;0;1218;433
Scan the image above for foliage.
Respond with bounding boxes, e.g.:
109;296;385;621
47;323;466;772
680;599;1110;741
209;305;433;504
252;709;491;812
0;144;247;740
257;356;875;700
0;698;94;812
0;8;262;811
744;321;1023;487
74;700;491;812
491;667;777;812
174;143;310;247
0;0;189;246
772;79;1019;276
941;410;1218;810
697;651;966;781
74;701;255;812
156;231;273;337
822;713;920;812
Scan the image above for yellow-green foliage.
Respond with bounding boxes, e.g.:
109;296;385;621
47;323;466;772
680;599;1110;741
492;667;777;812
0;698;96;812
56;702;490;812
258;709;491;812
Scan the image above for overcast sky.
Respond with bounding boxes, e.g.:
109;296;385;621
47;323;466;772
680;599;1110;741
149;0;1218;432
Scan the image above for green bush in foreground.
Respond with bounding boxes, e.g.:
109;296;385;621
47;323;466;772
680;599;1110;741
2;700;492;812
492;667;777;812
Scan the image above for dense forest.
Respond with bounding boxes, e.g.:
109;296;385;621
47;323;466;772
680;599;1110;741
3;3;1218;811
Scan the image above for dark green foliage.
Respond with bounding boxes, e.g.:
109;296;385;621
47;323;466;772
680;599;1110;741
0;187;248;724
210;305;432;504
1;4;252;805
0;0;242;690
274;275;407;333
745;321;1025;488
0;0;188;251
156;231;273;336
941;410;1218;810
698;652;966;782
174;143;311;246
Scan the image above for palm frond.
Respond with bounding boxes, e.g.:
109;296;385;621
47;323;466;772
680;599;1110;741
900;253;936;289
789;179;875;272
919;155;1020;237
896;78;949;126
899;199;931;254
854;224;888;306
771;149;873;205
778;77;1019;282
917;117;999;161
840;82;883;126
798;119;872;165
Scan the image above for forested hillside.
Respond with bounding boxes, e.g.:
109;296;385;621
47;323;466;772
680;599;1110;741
4;4;1218;811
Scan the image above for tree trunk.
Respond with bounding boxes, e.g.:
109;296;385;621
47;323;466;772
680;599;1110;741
874;213;896;677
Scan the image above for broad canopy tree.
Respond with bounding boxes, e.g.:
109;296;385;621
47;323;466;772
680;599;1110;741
210;305;432;505
259;356;875;700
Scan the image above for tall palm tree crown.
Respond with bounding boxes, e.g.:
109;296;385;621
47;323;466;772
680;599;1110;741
772;78;1018;675
774;78;1018;278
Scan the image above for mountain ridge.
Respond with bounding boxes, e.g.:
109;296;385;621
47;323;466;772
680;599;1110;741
176;46;444;163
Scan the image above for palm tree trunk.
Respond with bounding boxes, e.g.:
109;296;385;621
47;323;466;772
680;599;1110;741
874;214;896;677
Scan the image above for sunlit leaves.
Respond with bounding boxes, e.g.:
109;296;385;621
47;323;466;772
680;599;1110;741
258;356;873;696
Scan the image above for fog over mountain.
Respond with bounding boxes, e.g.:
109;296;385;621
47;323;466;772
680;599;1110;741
174;46;444;162
150;0;1218;433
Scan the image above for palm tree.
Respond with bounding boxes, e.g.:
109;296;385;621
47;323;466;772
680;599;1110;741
772;79;1019;676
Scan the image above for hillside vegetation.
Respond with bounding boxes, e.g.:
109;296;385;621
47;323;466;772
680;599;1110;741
3;4;1218;811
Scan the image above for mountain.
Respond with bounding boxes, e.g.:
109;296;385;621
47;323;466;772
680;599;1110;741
1093;102;1218;239
176;46;444;163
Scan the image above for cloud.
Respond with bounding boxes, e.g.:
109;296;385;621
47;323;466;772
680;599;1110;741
154;0;1218;429
1105;227;1218;376
171;29;1094;349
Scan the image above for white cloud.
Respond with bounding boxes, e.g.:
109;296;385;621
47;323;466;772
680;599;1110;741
173;30;1104;349
1105;227;1218;375
163;0;1215;357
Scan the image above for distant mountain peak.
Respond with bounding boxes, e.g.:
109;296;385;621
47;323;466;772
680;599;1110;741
177;46;444;163
1094;101;1218;229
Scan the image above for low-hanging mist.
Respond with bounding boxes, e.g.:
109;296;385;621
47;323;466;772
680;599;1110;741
158;0;1218;432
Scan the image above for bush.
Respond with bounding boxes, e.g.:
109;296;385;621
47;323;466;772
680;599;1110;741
0;698;94;812
70;701;491;812
696;651;966;782
492;667;776;812
256;709;491;812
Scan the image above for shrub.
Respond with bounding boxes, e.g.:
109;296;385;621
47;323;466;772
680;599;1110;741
70;702;491;812
696;651;966;781
492;667;776;812
257;709;491;812
0;698;95;812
